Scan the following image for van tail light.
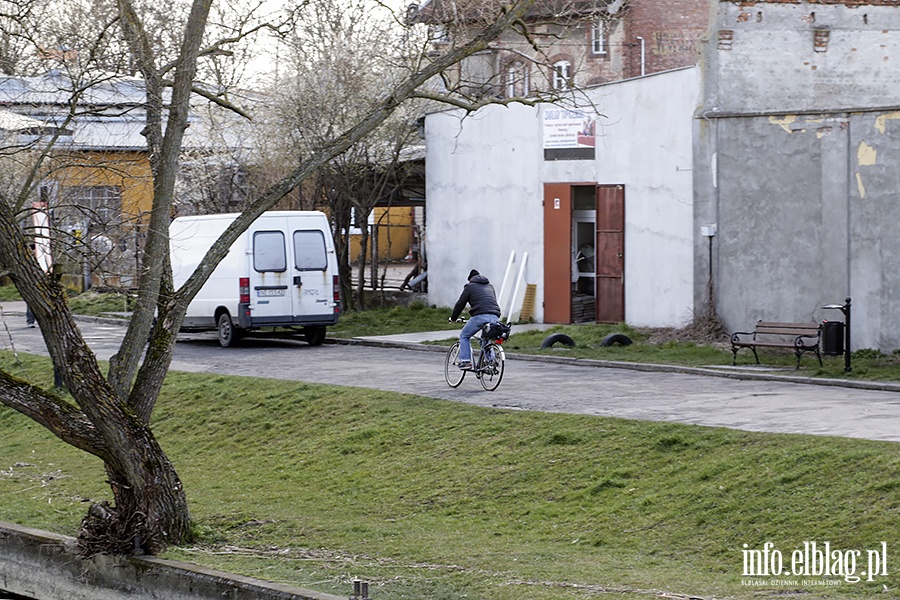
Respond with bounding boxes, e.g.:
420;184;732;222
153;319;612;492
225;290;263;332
333;275;341;314
239;277;250;303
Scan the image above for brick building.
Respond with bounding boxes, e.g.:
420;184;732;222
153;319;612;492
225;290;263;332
411;0;709;95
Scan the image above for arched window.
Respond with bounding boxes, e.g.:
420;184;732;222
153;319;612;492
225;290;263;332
504;60;530;98
552;60;572;90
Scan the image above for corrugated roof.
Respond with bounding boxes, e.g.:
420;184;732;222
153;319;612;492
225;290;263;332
0;109;46;131
412;0;608;24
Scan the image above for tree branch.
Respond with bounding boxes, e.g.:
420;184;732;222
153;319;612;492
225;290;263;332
0;369;106;458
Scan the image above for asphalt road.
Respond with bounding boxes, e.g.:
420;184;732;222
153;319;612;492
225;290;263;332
2;315;899;443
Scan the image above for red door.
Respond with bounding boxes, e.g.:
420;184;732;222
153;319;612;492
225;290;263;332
543;183;572;323
596;185;625;323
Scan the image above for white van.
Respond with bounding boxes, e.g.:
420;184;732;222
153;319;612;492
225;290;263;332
170;211;340;347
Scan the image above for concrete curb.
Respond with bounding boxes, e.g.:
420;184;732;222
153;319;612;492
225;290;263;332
326;337;900;394
0;522;344;600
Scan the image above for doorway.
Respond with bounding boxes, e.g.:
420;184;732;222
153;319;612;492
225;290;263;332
543;183;625;323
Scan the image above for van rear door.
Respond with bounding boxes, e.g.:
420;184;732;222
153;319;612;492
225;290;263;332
289;226;332;321
248;228;292;321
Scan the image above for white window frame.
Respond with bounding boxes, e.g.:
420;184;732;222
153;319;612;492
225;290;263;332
505;60;530;98
552;60;572;90
591;19;608;56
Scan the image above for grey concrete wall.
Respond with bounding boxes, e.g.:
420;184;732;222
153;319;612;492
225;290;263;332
711;2;900;113
696;1;900;350
711;113;850;329
0;522;345;600
700;108;900;351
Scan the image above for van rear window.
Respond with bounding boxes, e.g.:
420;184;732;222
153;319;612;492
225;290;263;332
253;231;287;272
294;230;327;270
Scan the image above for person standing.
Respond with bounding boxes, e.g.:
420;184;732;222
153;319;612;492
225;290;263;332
449;269;501;369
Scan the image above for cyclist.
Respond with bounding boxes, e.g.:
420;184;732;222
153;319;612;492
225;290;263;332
450;269;501;369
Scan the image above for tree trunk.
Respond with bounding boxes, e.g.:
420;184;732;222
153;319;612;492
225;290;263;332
81;432;191;555
355;216;371;310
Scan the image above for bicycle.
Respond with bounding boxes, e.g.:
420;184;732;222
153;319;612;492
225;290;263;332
444;318;511;391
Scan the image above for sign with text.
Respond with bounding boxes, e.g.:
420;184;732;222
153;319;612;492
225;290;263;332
543;107;597;161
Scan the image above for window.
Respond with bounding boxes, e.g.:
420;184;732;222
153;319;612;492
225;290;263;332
591;19;608;55
66;185;122;228
253;231;286;272
293;230;327;271
552;60;572;90
504;60;530;98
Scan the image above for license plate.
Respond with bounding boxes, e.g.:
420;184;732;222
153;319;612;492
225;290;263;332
257;288;285;297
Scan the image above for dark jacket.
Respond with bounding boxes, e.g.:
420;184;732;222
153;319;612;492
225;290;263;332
450;275;501;321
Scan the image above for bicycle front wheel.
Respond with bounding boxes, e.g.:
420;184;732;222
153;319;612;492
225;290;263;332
444;342;466;387
479;343;505;391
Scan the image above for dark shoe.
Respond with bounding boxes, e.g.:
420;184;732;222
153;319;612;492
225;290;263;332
458;361;472;370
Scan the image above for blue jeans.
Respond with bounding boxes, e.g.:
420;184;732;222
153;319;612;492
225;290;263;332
458;314;499;364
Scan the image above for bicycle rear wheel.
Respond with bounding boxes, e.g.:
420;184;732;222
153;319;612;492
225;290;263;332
479;343;505;391
444;342;466;387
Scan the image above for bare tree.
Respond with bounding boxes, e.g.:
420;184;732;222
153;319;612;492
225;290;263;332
0;0;546;555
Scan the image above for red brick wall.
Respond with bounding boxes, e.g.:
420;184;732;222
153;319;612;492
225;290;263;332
624;0;710;78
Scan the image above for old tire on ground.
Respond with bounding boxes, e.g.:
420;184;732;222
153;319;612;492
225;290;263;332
600;333;632;347
540;333;576;349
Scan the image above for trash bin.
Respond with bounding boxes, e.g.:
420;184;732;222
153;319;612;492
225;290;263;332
822;320;844;356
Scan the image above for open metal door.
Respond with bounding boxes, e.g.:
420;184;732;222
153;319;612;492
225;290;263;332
595;185;625;323
543;183;572;323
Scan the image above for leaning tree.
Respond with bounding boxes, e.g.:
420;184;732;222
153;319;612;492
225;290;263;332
0;0;551;554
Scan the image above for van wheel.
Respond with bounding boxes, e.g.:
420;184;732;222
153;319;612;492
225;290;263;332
304;326;326;346
217;313;240;347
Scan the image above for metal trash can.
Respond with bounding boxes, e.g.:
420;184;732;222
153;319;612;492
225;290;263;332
822;320;844;356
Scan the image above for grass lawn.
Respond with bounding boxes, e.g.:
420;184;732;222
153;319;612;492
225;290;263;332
0;353;897;600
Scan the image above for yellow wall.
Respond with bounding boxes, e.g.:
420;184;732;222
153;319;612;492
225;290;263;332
52;150;153;224
349;206;417;262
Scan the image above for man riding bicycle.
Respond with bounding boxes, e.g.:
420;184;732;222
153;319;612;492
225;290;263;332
450;269;501;370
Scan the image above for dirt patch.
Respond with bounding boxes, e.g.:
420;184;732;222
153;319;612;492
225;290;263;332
643;314;731;349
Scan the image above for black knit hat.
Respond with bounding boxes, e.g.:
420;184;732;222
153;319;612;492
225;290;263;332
468;269;480;281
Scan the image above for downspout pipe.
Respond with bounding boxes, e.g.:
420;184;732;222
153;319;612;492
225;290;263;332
635;36;645;76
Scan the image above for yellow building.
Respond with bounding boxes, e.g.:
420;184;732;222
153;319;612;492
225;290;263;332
348;205;419;262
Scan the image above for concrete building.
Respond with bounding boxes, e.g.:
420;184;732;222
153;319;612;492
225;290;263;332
426;66;701;327
424;0;900;351
697;0;900;351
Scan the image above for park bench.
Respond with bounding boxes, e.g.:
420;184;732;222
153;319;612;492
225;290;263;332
730;321;822;369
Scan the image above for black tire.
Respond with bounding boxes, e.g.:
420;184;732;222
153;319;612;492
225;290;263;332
600;333;633;347
444;342;466;387
304;326;326;346
540;333;576;349
479;343;505;391
217;312;240;347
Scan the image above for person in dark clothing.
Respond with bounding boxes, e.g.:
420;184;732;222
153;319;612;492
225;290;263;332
450;269;501;369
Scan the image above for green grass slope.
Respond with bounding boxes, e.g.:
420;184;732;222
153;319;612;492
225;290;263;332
0;354;897;599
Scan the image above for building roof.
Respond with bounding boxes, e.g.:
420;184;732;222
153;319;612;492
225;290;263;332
411;0;619;24
0;109;46;132
0;70;245;152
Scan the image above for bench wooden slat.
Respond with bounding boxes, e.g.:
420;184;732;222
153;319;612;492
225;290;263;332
734;340;806;348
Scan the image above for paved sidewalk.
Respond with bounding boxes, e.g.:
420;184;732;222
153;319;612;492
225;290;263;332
353;322;557;344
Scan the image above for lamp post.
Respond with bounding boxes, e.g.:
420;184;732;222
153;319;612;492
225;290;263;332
822;297;851;372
